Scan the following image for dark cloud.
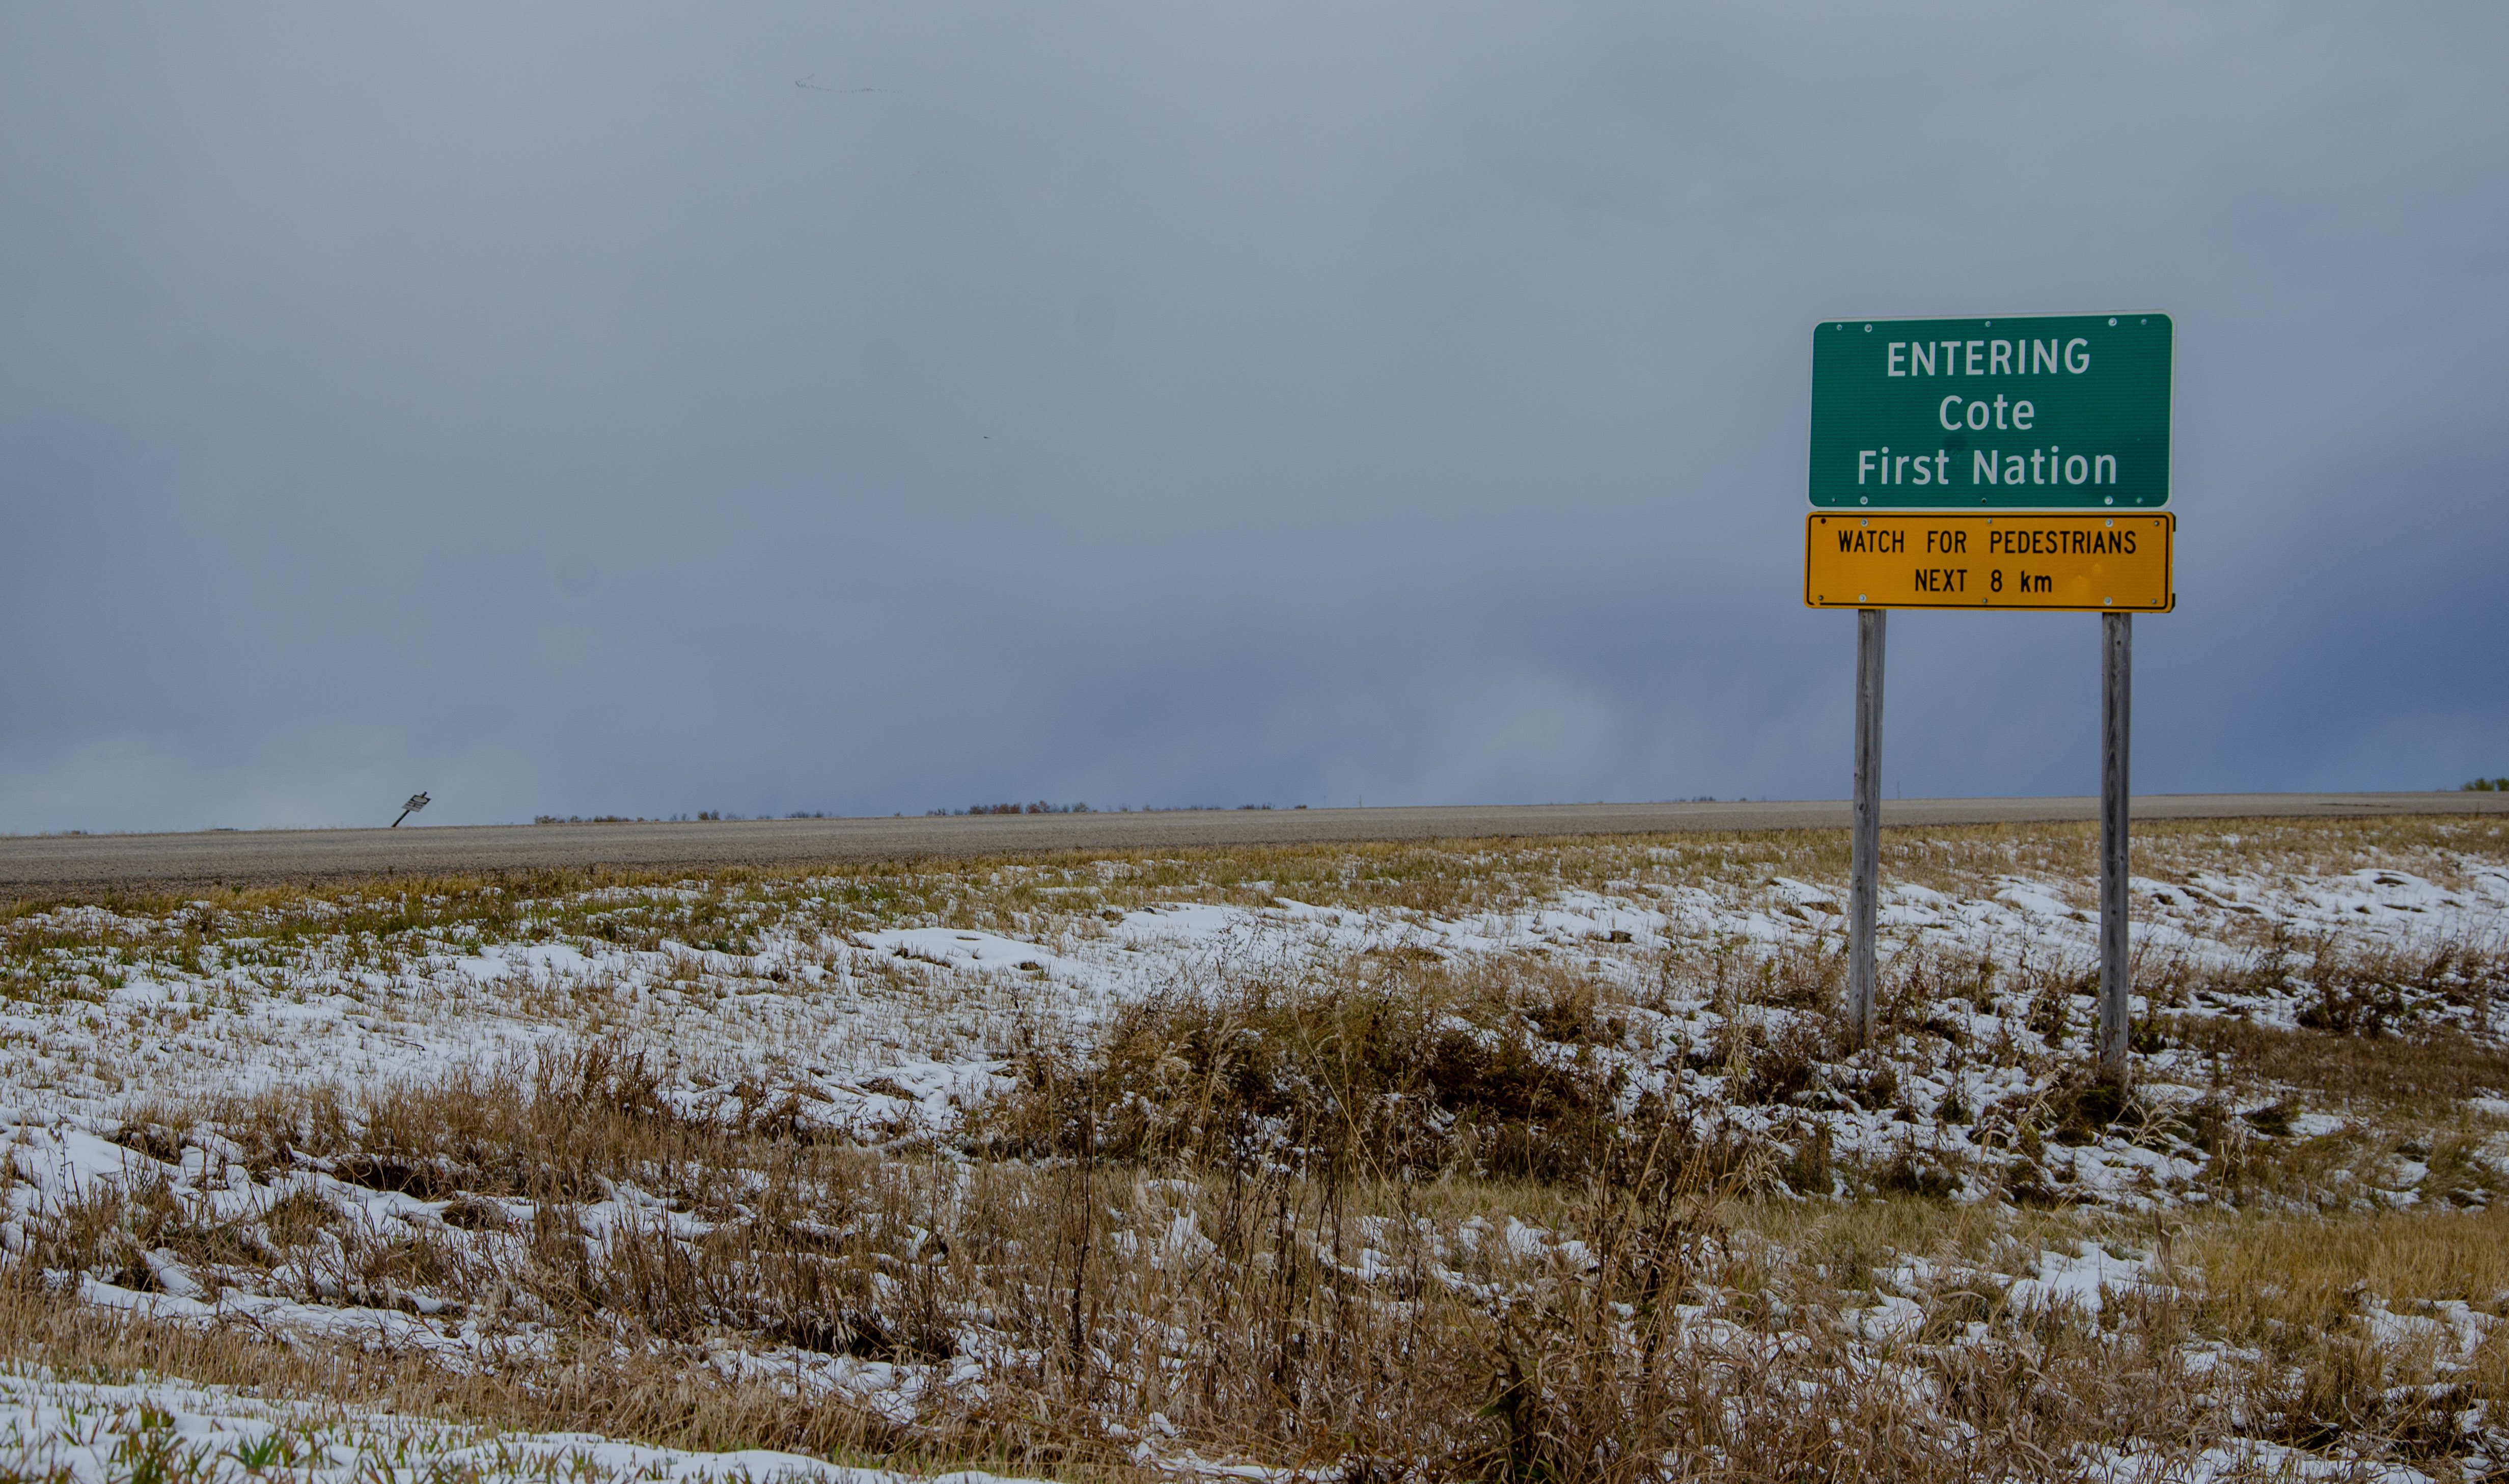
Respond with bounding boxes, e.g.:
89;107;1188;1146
3;4;2504;830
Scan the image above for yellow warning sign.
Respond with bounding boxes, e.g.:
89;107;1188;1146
1805;513;2173;612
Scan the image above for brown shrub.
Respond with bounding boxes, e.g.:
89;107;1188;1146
2169;1016;2509;1112
971;958;1635;1182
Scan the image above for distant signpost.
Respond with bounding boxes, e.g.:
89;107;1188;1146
1805;312;2175;1085
1809;314;2173;510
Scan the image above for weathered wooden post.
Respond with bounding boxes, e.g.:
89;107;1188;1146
2098;612;2132;1080
1848;608;1885;1047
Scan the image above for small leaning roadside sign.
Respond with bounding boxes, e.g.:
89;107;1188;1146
1806;311;2175;1084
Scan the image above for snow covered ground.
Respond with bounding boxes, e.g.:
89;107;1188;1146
7;843;2505;1203
8;849;2505;1123
5;828;2508;1480
0;1362;1051;1484
6;1367;2446;1484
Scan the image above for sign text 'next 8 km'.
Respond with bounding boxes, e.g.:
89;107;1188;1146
1809;313;2173;510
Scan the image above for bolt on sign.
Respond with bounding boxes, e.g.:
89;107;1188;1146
1804;513;2173;612
1809;313;2173;510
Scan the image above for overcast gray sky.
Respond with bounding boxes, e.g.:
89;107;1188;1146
4;5;2504;832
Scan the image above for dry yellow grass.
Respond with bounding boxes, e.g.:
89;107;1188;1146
11;810;2498;932
13;1034;2509;1480
9;813;2509;1478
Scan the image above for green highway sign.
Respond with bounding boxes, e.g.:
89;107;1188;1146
1809;313;2173;509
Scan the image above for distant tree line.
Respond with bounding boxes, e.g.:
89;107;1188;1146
923;802;1302;816
533;811;838;824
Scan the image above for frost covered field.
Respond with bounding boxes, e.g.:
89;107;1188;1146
6;817;2509;1482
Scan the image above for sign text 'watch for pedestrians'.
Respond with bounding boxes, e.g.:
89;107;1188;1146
1809;313;2173;510
1804;513;2173;613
